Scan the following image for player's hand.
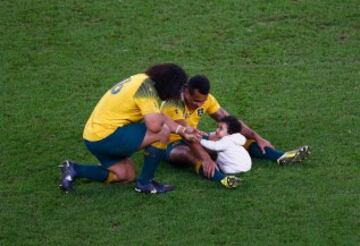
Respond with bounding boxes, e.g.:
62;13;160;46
193;128;209;139
202;159;218;178
256;138;274;154
183;132;200;143
193;128;208;137
183;127;202;142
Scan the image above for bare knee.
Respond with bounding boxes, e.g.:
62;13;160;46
169;146;197;167
110;167;127;181
108;161;136;183
124;163;136;183
110;168;134;183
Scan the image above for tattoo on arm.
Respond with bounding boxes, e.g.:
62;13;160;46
210;108;229;122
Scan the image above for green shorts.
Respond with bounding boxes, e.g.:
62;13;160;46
164;135;210;161
164;140;186;161
84;123;147;168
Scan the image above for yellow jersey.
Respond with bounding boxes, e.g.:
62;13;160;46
83;73;161;141
161;94;221;143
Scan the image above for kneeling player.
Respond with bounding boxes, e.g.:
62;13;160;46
59;64;198;194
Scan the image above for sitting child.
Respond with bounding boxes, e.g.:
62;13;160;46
200;115;252;175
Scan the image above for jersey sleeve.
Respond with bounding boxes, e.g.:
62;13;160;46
134;79;161;115
161;100;185;121
205;94;221;115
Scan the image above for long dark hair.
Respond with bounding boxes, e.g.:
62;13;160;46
145;63;187;100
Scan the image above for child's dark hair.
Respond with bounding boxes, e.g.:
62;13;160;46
220;115;242;134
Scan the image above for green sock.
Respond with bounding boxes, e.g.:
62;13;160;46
137;146;165;185
249;142;284;161
198;167;225;182
73;163;109;182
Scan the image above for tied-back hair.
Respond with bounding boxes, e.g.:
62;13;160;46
220;115;242;134
187;75;210;95
145;63;187;100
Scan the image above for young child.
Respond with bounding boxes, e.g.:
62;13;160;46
200;115;252;174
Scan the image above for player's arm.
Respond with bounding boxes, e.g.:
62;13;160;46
136;82;197;141
168;118;218;177
171;119;207;137
161;100;204;141
187;140;218;178
162;114;201;142
210;107;274;153
141;113;169;145
143;113;165;133
143;113;201;144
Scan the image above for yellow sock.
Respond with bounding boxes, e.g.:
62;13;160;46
105;172;118;184
244;139;256;150
193;160;202;174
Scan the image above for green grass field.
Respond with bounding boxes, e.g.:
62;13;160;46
1;0;359;245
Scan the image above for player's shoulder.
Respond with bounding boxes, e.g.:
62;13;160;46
208;93;217;99
134;74;158;98
204;93;220;107
163;99;185;107
112;73;150;92
128;73;152;89
161;99;185;111
205;93;218;103
131;73;150;83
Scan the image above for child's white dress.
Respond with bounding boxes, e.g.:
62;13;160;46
200;133;252;174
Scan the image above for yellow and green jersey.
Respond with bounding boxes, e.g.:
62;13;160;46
83;73;161;141
161;94;221;143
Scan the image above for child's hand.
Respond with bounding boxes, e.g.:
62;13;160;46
191;128;208;137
